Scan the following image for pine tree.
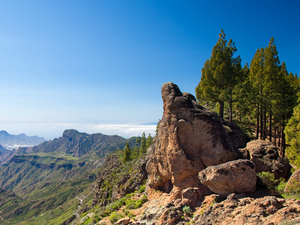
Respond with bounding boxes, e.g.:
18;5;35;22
264;37;280;142
273;62;297;156
285;104;300;167
195;30;241;120
122;142;131;164
135;136;141;157
249;48;266;139
146;133;153;148
140;132;147;154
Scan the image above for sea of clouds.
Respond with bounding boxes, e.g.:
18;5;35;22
0;122;157;140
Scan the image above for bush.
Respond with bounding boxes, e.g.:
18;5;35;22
109;212;124;224
125;199;136;209
139;184;146;193
135;199;143;208
183;206;192;215
257;171;282;189
141;195;148;203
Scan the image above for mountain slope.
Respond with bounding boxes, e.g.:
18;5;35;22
0;145;14;165
0;152;97;224
0;130;138;224
16;129;136;159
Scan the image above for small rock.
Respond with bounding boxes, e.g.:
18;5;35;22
115;217;131;225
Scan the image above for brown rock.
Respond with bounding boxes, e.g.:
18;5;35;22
115;217;130;225
285;168;300;193
192;194;300;225
146;82;238;199
181;187;201;207
240;139;291;179
198;159;257;196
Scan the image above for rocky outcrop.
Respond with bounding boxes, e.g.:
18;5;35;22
115;217;130;225
285;168;300;193
198;159;257;196
192;194;300;225
240;139;291;179
146;82;240;199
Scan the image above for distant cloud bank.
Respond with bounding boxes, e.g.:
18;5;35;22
0;122;157;140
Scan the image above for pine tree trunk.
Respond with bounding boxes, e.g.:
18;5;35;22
269;109;272;142
274;126;277;146
219;101;224;120
263;105;267;140
256;103;260;139
277;126;281;149
229;93;233;123
280;124;286;157
260;101;263;139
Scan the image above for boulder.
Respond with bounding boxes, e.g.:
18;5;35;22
285;168;300;193
146;83;240;199
240;139;291;179
115;217;131;225
198;159;257;196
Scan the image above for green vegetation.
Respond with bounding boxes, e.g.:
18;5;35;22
183;206;192;215
123;133;153;162
122;142;131;164
257;171;300;200
0;152;98;224
196;30;299;158
109;212;125;224
285;104;300;168
195;29;242;121
77;136;150;224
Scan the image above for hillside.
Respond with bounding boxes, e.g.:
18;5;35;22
0;145;14;165
0;130;137;224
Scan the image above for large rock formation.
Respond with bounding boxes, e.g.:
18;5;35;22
240;139;291;179
198;159;257;196
146;82;240;199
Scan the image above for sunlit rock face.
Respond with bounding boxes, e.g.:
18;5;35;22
146;82;239;199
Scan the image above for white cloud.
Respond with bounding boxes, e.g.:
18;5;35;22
0;122;157;140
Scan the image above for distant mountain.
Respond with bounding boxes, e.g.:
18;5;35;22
17;129;136;159
0;130;46;149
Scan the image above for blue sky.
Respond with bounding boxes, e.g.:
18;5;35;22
0;0;299;140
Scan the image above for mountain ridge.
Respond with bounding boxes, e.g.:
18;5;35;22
0;130;46;148
16;129;136;159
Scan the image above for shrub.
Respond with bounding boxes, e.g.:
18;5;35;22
141;195;148;203
183;206;192;215
257;171;282;189
125;199;136;209
135;199;143;208
109;212;124;224
139;184;146;193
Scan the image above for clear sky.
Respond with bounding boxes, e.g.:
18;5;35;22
0;0;299;140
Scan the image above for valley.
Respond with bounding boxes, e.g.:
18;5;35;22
0;130;137;224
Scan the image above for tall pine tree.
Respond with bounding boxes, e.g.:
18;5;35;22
196;30;241;120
